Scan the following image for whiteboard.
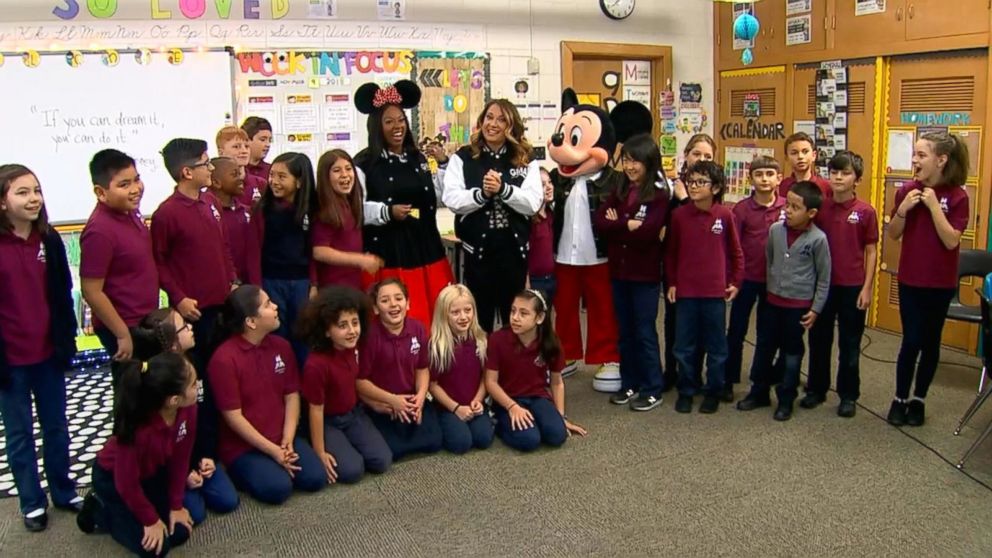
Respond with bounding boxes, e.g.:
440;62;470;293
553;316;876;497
0;50;233;224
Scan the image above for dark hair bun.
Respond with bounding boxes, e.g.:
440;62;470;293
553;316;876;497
611;100;653;144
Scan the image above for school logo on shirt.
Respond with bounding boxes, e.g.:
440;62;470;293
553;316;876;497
176;420;188;443
211;204;222;222
711;218;724;234
847;211;860;224
940;197;949;214
243;209;251;223
778;209;786;223
533;355;546;367
509;167;529;179
634;205;648;221
36;244;46;263
274;355;286;374
410;337;421;355
303;214;310;231
196;379;204;403
251;188;262;202
800;244;813;258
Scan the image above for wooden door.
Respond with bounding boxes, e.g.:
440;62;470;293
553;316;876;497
906;0;990;40
716;0;783;69
877;51;988;351
833;0;908;50
771;0;828;55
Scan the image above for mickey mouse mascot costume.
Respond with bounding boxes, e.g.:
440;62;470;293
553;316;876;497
547;89;651;392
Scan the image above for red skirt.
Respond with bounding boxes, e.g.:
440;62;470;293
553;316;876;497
361;257;454;330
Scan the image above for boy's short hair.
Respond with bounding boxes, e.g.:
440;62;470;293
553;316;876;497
90;149;136;187
749;155;781;176
828;150;864;180
162;138;209;182
686;160;727;201
241;116;273;140
789;181;823;211
215;126;250;149
210;156;236;176
784;132;815;152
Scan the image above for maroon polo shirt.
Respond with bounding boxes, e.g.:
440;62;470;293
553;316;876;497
815;196;878;287
312;201;363;289
358;318;429;396
0;231;52;365
429;337;484;406
528;212;555;277
893;181;969;289
246;161;271;185
779;174;831;199
240;173;267;208
593;185;669;283
208;334;299;466
486;328;564;400
732;195;787;283
80;203;159;329
97;405;197;526
151;190;236;308
203;192;261;286
664;203;744;299
301;348;359;417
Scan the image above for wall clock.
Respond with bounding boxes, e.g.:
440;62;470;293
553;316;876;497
600;0;635;20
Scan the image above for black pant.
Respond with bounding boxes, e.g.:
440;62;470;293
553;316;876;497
464;246;527;333
808;286;866;401
726;280;768;385
92;465;190;557
896;284;955;399
662;283;703;389
749;304;807;404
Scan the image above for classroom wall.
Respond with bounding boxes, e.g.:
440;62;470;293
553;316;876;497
0;0;715;144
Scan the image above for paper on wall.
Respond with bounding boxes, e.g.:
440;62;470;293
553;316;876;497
786;0;812;15
786;15;812;46
886;129;915;173
283;95;319;132
794;120;816;136
623;85;651;109
323;93;355;131
307;0;337;18
622;60;651;86
856;0;886;16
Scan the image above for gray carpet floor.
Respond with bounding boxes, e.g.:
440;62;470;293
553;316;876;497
2;327;992;557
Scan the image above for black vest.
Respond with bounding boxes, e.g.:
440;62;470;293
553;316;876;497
551;166;625;260
261;203;312;280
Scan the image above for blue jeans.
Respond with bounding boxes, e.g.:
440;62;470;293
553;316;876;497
92;465;189;557
896;284;956;399
262;277;311;368
323;405;393;482
0;358;77;515
182;465;239;525
726;280;768;385
749;303;807;404
674;298;728;396
493;397;567;452
529;275;557;313
368;403;443;460
228;437;325;504
808;285;866;401
612;280;664;396
436;406;495;454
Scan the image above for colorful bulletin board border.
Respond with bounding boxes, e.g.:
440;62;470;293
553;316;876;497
410;52;491;148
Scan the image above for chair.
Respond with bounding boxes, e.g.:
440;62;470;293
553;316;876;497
946;250;992;394
954;289;992;469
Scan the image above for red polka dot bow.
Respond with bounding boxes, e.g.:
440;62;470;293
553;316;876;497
372;86;404;108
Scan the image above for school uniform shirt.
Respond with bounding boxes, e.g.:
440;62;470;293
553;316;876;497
151;190;236;308
815;196;878;287
592;182;670;283
778;174;831;199
429;337;483;406
311;199;363;290
240;173;267;208
551;167;625;264
664;203;744;299
202;192;261;286
246;161;271;186
301;348;359;417
255;200;314;281
80;203;159;329
0;231;53;365
893;181;969;289
208;334;300;466
96;405;197;527
358;318;429;396
486;328;564;400
528;210;555;277
732;195;787;283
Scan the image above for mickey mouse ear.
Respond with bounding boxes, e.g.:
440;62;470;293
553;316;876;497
393;80;422;109
354;83;381;115
611;100;653;144
561;88;579;111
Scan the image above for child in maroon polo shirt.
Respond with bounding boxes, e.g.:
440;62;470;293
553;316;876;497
726;155;787;402
804;151;878;417
356;278;442;460
428;284;495;454
203;157;261;286
778;132;830;199
312;149;382;290
485;289;587;452
665;161;744;414
216;126;266;207
241;116;273;186
77;353;198;556
887;132;971;427
208;285;325;504
299;286;392;484
528;168;556;308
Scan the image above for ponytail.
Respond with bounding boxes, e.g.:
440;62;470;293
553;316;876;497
132;308;180;360
113;353;191;444
209;284;262;353
515;289;561;369
921;131;970;186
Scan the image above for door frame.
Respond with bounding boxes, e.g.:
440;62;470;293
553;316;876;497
561;41;673;142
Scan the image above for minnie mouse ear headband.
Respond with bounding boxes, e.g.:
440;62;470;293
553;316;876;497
611;100;653;144
354;80;422;115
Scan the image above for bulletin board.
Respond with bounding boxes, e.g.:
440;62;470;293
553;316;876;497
411;52;491;150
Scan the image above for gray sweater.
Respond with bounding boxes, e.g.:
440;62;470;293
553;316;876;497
765;222;831;314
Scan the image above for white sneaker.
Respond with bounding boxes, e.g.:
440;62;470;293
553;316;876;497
561;360;580;378
592;362;621;393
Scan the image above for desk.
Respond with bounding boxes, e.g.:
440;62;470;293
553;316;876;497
441;234;464;284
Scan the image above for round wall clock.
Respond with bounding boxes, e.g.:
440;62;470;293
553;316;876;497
600;0;635;20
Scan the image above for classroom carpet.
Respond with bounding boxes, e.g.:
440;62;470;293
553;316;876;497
1;327;992;556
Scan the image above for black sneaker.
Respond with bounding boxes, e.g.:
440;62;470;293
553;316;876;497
837;400;857;418
675;395;693;413
887;400;908;426
773;402;793;421
719;385;734;403
699;395;720;414
799;392;826;409
736;393;771;411
631;394;662;412
76;493;102;534
610;388;637;405
906;400;926;427
23;510;47;533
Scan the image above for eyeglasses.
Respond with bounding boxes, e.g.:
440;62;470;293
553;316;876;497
188;161;214;170
685;179;713;188
177;321;192;333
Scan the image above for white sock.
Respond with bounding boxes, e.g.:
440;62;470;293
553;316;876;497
912;396;925;403
895;398;907;403
68;495;83;504
25;508;45;519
